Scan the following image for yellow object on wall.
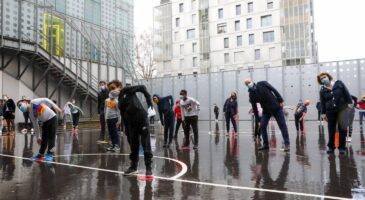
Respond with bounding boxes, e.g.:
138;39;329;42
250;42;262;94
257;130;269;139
43;13;65;56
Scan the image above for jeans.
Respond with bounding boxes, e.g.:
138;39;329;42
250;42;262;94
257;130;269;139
72;112;80;128
163;111;175;144
184;115;199;146
215;113;219;120
260;109;290;147
294;114;304;131
175;119;184;137
326;108;348;150
360;111;365;126
99;113;106;140
225;113;237;133
107;118;120;146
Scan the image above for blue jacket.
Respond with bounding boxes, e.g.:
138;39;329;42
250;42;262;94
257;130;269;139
223;98;238;116
153;95;174;125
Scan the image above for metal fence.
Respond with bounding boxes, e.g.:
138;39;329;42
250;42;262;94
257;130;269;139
141;59;365;121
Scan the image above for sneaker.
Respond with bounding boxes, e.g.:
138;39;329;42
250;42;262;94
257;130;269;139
31;154;44;161
258;146;269;151
106;145;115;151
112;145;120;152
193;145;198;150
326;148;335;154
281;145;290;152
44;154;53;162
339;149;346;155
124;167;138;176
346;137;352;142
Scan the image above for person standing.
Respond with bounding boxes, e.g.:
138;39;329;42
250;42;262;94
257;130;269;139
213;104;219;122
223;92;239;137
105;84;122;152
244;79;290;152
358;95;365;129
180;89;200;149
153;94;175;148
316;100;322;122
294;100;310;133
97;81;109;144
317;72;352;154
346;95;358;142
3;96;16;132
63;101;72;129
174;99;183;138
109;80;153;176
17;98;62;161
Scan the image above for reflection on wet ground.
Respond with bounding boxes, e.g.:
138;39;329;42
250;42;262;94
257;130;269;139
0;121;364;199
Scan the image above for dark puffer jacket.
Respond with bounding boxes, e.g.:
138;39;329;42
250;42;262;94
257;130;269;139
319;80;352;114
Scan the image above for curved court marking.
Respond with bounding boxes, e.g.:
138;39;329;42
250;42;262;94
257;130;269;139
53;153;187;180
0;153;352;200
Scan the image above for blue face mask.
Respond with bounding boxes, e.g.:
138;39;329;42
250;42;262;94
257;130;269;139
179;95;184;100
321;77;330;85
20;104;27;113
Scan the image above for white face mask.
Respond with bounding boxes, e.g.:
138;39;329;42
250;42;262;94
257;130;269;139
109;91;120;98
247;82;254;89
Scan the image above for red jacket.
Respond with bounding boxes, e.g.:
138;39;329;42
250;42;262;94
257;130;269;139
174;102;182;120
358;100;365;110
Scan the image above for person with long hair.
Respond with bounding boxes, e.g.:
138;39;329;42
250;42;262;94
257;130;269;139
223;92;239;137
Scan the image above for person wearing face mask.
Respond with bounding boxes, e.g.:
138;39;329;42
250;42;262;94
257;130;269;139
16;98;62;161
107;80;153;177
68;102;84;133
357;95;365;129
317;72;352;154
294;100;310;133
97;81;109;144
223;92;239;137
104;84;122;152
244;79;290;152
179;89;200;150
153;94;174;148
2;96;16;132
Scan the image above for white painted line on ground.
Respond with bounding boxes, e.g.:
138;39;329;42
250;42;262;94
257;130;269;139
0;153;352;200
53;153;187;180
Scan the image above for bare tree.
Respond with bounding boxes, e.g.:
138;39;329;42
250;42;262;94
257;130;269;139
135;31;156;80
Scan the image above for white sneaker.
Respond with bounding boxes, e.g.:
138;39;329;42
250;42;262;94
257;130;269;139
346;137;352;142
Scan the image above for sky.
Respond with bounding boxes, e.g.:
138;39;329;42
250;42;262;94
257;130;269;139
134;0;365;62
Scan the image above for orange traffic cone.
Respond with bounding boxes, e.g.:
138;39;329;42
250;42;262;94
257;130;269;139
335;131;339;148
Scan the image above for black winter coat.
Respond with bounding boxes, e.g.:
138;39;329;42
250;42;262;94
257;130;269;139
223;98;238;116
248;81;284;119
118;85;153;125
319;80;352;114
97;89;109;114
153;95;174;125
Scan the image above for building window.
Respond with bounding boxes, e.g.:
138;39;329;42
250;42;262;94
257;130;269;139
237;35;242;47
179;3;184;12
179;58;184;68
180;44;184;55
249;34;254;45
234;51;244;63
236;4;241;15
255;49;261;60
192;42;197;53
193;57;197;67
224;53;230;64
217;23;227;34
269;47;275;59
224;37;229;48
261;15;272;27
191;0;196;10
176;18;180;27
267;0;273;9
246;18;252;29
175;31;179;41
235;20;240;31
187;29;195;39
192;14;196;24
248;2;253;13
263;31;275;43
218;8;223;19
